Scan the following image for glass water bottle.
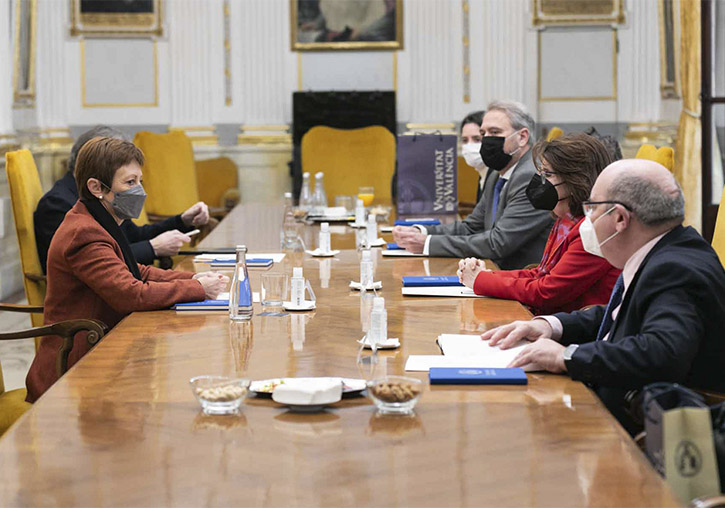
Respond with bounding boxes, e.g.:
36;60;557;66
229;245;254;321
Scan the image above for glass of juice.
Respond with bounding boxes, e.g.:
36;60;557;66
358;186;375;207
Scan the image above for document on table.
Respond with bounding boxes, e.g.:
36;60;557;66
401;287;484;297
405;334;536;371
194;253;286;263
382;250;428;257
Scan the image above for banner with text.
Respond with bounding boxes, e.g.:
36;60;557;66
397;134;458;215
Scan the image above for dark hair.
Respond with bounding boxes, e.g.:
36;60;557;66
460;110;485;133
532;133;614;217
68;125;130;174
584;126;622;161
75;137;145;201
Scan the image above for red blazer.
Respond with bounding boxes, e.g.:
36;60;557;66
473;218;621;315
26;201;206;402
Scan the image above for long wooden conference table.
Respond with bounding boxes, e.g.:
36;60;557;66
0;203;678;506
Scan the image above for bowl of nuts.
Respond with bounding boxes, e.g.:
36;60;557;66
366;376;423;415
190;376;250;415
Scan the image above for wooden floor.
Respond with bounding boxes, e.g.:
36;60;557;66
0;205;678;507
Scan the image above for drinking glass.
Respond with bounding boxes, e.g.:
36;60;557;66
335;195;353;213
357;186;375;207
261;273;288;306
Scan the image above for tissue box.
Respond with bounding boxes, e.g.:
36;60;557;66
271;378;343;406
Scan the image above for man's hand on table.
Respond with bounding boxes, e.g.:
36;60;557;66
392;226;426;254
481;319;566;373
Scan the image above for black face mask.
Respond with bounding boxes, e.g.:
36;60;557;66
479;133;521;171
525;175;566;211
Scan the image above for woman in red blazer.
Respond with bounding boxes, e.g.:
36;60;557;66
458;133;621;315
26;137;228;401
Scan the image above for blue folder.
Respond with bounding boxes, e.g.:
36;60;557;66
174;279;252;310
429;367;528;385
402;276;463;287
394;219;441;227
386;243;404;250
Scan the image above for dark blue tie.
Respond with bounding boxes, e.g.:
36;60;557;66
595;274;625;341
491;177;506;219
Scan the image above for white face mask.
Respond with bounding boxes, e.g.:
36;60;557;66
579;206;618;258
461;142;484;169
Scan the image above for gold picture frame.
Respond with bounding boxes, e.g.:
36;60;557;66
658;0;680;98
70;0;163;37
291;0;403;51
13;0;37;108
532;0;625;26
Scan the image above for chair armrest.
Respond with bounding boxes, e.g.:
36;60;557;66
0;319;108;377
0;303;44;313
24;272;46;283
208;206;228;219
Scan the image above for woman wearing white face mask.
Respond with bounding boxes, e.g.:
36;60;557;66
26;137;229;401
459;111;486;203
457;133;622;315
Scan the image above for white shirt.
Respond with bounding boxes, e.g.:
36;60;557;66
537;230;672;341
419;162;519;255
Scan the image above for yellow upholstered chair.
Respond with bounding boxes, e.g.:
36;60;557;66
458;155;480;217
5;150;46;328
546;127;563;142
712;187;725;269
195;157;240;209
635;144;675;172
132;131;236;219
301;126;396;205
0;360;31;436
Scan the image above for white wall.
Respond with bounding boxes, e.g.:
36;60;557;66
17;0;673;132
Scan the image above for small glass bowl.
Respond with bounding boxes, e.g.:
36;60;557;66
366;376;423;415
190;376;250;415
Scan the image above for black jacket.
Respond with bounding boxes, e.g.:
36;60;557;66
34;171;189;273
555;225;725;433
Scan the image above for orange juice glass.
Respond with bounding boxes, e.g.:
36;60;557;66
358;186;375;207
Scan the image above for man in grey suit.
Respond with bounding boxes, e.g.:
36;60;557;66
393;100;554;270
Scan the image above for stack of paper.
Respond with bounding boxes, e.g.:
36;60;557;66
401;286;483;297
194;253;286;268
405;334;534;371
401;276;462;287
174;291;260;311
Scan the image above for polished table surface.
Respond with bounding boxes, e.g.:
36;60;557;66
0;204;678;507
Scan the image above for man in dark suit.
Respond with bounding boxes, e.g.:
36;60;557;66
482;158;725;433
393;100;553;270
34;126;210;273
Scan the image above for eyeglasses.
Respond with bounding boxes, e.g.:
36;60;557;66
534;166;557;180
582;200;632;217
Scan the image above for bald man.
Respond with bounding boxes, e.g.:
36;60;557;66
481;159;725;433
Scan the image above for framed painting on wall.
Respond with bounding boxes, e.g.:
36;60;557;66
70;0;163;37
532;0;625;26
291;0;403;51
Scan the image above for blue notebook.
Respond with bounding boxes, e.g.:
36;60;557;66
429;367;527;385
174;279;251;311
402;276;463;287
394;219;441;227
386;243;404;250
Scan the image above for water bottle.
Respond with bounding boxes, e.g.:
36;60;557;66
281;192;297;248
299;173;312;211
354;198;366;227
366;214;378;246
369;297;387;349
319;222;331;253
360;249;373;289
290;267;305;307
229;245;254;321
312;172;327;213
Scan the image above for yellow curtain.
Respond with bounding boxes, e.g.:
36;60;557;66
674;0;701;230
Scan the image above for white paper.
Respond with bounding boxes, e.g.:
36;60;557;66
381;250;427;257
215;292;260;303
405;354;536;372
401;287;484;297
194;253;286;263
437;334;528;359
379;226;394;233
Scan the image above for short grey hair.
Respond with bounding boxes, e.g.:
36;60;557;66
486;100;536;145
608;175;685;226
68;125;130;173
